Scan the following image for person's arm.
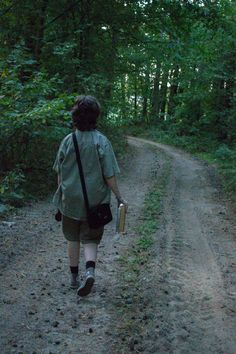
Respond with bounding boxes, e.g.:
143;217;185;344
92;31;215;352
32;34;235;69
105;175;128;210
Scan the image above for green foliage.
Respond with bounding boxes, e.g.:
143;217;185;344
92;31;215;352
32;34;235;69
136;233;154;251
0;168;26;206
215;144;234;160
214;145;236;193
0;43;127;206
0;45;76;203
0;0;235;205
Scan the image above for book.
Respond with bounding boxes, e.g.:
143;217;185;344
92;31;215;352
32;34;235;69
116;203;126;233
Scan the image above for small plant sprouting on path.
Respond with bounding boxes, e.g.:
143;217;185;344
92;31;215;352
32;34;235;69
119;154;171;281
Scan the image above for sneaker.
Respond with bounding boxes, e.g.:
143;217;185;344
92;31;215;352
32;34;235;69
77;267;95;297
70;273;80;289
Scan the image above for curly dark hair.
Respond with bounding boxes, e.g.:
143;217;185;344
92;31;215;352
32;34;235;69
71;95;101;131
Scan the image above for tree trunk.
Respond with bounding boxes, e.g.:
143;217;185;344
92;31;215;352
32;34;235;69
142;66;150;121
102;27;118;117
24;0;49;64
134;74;138;120
159;67;169;121
167;66;179;117
151;64;161;121
34;0;49;62
121;75;126;120
79;0;93;74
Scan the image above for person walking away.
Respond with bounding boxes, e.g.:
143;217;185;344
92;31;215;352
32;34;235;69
53;95;127;297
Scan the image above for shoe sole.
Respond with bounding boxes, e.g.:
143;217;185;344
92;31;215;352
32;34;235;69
70;282;79;289
77;277;94;297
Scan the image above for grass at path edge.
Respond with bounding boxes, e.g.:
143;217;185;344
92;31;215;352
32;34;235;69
112;149;171;350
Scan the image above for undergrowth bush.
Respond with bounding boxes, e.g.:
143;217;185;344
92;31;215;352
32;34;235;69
0;167;26;206
213;145;236;193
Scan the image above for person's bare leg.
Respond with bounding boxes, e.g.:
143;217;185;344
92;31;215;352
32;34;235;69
77;243;98;297
68;241;80;266
84;243;98;262
68;241;80;288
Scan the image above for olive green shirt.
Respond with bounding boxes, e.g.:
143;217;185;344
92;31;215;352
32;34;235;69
52;129;120;220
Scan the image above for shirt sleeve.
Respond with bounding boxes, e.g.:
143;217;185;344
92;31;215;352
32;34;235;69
98;139;120;178
53;138;66;173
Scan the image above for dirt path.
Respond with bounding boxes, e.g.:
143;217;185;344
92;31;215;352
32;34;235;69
1;137;236;354
126;137;236;354
0;138;162;354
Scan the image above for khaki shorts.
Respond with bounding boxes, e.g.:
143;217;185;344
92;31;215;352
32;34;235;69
62;215;104;244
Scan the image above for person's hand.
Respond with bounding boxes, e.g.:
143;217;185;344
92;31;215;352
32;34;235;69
117;197;128;212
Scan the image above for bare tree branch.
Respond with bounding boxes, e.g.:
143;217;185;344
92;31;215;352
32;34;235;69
43;0;81;30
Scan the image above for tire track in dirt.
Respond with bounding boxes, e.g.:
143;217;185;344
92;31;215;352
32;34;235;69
127;137;236;354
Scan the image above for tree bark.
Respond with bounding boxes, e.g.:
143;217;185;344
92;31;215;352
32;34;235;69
121;75;126;120
78;0;94;75
167;65;179;117
151;64;161;121
159;67;169;121
102;27;118;117
142;66;150;121
35;0;49;62
134;74;138;120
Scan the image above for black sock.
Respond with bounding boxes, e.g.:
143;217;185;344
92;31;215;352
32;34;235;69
86;261;95;269
70;266;78;274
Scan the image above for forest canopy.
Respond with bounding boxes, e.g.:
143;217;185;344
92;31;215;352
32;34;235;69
0;0;236;206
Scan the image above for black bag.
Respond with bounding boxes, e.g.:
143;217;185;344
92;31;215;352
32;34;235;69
72;132;113;229
55;209;62;222
87;203;113;229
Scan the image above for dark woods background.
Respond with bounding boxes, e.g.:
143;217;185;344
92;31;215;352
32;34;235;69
0;0;235;210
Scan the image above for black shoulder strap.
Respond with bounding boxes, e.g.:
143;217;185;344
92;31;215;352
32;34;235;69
72;132;90;213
